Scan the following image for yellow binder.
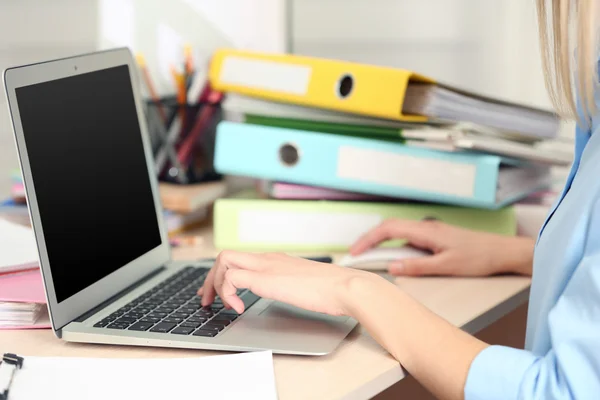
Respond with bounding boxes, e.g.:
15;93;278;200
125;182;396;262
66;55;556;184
208;48;434;122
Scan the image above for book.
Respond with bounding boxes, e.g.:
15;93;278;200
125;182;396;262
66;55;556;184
0;199;30;227
158;180;226;213
213;121;552;209
213;189;517;252
163;207;208;237
209;48;559;140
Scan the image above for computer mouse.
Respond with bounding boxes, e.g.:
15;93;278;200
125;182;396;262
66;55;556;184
337;246;431;270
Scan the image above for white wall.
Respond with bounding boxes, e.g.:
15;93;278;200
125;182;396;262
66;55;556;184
290;0;550;109
0;0;99;198
97;0;289;96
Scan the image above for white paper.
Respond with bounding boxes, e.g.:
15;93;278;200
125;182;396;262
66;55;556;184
10;351;277;400
219;56;312;95
0;219;38;273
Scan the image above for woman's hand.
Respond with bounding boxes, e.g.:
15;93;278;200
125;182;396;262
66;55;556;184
197;251;383;315
197;247;490;400
350;218;535;277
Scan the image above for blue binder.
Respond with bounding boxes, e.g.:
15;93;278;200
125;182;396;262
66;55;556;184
213;121;550;209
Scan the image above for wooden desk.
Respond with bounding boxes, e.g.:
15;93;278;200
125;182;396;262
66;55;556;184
0;224;531;400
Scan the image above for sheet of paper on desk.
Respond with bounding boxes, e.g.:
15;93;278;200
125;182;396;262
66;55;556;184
0;219;39;274
9;350;278;400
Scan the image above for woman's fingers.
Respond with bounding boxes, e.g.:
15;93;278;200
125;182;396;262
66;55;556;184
217;250;269;272
220;269;259;314
200;267;216;306
213;259;232;308
200;250;269;307
388;253;453;276
350;219;439;255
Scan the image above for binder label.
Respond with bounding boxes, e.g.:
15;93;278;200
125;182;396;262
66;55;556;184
238;210;381;245
336;146;476;197
219;56;311;95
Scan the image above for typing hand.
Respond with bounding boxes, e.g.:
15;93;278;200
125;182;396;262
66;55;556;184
197;251;380;315
349;218;534;277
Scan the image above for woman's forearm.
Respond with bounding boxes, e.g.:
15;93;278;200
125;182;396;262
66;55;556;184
342;274;489;400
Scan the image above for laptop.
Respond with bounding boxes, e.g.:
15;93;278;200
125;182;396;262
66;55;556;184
2;48;357;355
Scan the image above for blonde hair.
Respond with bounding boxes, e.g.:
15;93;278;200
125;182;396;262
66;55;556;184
536;0;599;129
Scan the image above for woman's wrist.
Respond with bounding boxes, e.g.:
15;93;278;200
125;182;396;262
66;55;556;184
494;236;535;276
336;269;394;318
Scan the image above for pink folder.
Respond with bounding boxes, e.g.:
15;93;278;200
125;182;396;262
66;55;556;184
263;181;392;201
0;269;51;329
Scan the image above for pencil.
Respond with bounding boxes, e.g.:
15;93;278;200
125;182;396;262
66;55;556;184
136;53;166;123
170;64;187;144
183;44;194;90
184;44;194;73
169;64;186;102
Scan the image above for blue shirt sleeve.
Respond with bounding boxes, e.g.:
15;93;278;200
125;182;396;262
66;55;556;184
464;225;600;398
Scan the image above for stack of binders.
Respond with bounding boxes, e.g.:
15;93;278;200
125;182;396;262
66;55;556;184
205;48;568;252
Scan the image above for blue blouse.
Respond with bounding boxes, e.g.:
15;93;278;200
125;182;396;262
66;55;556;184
464;120;600;399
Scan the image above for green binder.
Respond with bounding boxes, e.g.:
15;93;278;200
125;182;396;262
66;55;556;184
244;114;405;142
213;190;517;252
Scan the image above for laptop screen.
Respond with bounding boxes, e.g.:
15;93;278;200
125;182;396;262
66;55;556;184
15;65;162;303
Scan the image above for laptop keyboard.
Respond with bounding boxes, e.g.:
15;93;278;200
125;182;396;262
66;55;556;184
92;266;259;337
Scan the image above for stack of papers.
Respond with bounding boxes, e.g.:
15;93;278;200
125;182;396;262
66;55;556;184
0;218;39;274
0;302;47;327
0;269;50;329
402;83;559;140
402;124;574;166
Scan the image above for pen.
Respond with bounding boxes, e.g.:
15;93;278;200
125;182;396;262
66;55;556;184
169;64;188;163
183;43;194;90
136;53;166;123
0;353;24;400
177;89;224;169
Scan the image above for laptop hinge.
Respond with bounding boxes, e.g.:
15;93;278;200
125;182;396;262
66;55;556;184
71;266;167;324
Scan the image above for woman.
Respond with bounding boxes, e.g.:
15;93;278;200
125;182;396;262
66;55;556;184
199;1;600;398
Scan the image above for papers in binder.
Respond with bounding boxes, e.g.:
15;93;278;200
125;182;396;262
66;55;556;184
402;83;558;140
0;269;50;329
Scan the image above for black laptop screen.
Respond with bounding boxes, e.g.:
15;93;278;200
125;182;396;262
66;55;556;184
15;65;162;303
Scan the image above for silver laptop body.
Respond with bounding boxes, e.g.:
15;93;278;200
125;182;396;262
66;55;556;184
3;48;356;355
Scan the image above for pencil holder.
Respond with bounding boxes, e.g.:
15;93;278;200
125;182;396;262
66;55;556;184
144;95;223;185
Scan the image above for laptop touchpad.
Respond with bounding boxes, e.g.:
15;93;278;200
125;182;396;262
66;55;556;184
259;301;349;323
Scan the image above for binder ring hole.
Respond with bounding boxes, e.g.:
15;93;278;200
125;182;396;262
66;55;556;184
336;74;354;99
279;143;300;166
